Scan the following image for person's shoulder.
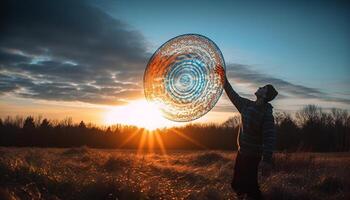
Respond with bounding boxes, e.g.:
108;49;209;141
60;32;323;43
245;98;255;105
238;97;254;111
266;102;273;109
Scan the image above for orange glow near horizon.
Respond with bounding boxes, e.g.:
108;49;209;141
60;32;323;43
104;100;180;130
0;95;234;129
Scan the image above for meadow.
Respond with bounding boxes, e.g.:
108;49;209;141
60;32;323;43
0;147;349;200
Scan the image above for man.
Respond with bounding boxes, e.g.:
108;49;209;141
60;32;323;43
223;75;278;200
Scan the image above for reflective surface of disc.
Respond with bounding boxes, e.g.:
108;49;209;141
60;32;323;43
144;34;225;122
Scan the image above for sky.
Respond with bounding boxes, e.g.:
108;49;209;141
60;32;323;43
0;0;349;128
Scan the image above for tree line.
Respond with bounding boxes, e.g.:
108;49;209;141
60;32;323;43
0;105;349;151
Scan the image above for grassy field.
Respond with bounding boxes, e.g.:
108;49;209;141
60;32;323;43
0;147;349;200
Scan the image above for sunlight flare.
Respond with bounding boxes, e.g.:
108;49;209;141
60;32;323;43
104;100;179;130
170;129;207;149
154;130;169;165
118;129;141;148
137;130;147;155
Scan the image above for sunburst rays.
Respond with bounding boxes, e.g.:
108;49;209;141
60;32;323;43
118;128;206;165
170;129;208;149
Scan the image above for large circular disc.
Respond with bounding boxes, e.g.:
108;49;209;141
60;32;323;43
144;34;225;122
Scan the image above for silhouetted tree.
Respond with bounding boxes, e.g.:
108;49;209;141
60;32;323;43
222;115;240;128
79;121;86;129
40;119;51;129
106;127;112;134
275;112;300;151
23;116;35;130
0;105;349;151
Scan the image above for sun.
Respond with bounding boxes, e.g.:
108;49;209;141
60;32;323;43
104;100;178;130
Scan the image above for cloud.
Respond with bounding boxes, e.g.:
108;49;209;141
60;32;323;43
226;63;350;104
0;0;148;105
0;0;348;108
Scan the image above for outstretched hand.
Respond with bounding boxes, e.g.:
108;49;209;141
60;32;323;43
214;64;226;86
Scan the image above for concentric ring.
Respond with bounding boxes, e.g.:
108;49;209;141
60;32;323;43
144;34;225;122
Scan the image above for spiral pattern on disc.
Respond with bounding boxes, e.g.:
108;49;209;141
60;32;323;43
144;34;225;122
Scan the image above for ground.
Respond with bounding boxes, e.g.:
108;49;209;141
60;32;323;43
0;147;349;200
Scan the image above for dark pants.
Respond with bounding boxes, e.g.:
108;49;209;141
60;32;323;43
231;151;262;200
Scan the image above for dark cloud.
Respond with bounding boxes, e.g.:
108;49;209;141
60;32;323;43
0;0;148;64
1;72;141;105
0;0;147;105
226;63;350;104
0;74;23;94
0;0;348;107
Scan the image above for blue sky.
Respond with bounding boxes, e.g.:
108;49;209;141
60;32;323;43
98;0;349;90
0;0;349;125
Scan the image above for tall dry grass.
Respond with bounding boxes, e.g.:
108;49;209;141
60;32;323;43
0;147;349;200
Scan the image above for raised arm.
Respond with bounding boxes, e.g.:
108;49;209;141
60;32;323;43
224;77;249;113
214;64;249;112
262;107;276;163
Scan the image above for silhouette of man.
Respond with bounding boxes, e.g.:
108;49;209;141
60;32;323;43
222;72;278;199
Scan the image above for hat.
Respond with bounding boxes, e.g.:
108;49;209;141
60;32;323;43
265;84;278;102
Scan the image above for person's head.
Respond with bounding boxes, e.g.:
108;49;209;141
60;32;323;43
255;84;278;102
